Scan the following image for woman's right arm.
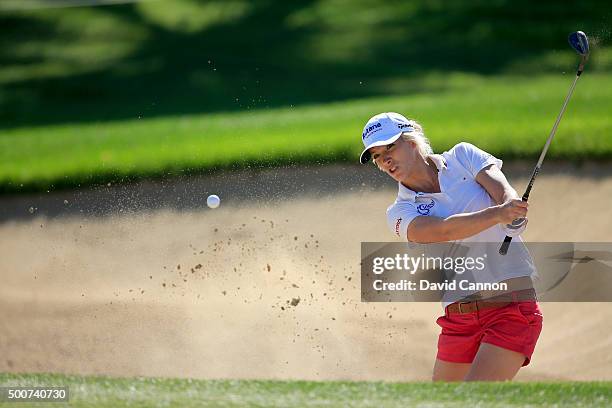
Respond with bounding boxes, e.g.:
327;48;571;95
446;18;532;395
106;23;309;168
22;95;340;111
407;199;528;243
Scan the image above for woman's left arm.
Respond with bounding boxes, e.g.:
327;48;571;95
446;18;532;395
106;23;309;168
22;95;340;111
475;164;519;205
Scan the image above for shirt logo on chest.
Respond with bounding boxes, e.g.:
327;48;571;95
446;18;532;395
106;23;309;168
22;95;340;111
416;199;435;215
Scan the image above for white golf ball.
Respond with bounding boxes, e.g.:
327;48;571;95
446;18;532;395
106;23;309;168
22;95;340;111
207;194;220;209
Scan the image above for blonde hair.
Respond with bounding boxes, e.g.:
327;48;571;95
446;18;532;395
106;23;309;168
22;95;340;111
373;120;433;169
400;121;433;156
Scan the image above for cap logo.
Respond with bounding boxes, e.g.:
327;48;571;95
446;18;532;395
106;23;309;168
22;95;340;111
397;123;414;131
362;122;382;140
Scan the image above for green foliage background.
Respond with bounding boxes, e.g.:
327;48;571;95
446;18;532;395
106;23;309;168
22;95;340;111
0;0;610;192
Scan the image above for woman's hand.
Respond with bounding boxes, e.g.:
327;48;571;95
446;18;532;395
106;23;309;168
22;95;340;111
495;199;528;224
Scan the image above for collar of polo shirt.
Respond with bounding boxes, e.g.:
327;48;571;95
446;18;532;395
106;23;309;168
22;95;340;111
398;154;448;201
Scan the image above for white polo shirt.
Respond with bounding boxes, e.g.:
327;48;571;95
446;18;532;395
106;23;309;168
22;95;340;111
385;142;536;302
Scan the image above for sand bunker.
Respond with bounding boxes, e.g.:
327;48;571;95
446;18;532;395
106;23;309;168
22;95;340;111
1;163;612;381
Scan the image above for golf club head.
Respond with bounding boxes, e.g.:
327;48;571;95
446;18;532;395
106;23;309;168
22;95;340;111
569;31;589;56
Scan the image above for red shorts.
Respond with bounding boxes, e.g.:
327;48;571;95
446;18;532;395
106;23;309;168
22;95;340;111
436;301;543;366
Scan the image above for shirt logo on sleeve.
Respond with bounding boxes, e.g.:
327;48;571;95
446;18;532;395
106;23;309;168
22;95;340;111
395;218;402;236
417;199;435;215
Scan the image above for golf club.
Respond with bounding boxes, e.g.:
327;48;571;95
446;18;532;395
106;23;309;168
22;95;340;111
499;31;589;255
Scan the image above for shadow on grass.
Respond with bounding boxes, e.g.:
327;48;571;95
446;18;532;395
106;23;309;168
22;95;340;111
0;0;610;128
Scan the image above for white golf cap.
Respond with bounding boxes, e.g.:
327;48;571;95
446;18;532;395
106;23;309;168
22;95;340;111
359;112;416;164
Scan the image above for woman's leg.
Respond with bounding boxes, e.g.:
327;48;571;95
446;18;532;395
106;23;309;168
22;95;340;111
432;359;471;381
464;343;525;381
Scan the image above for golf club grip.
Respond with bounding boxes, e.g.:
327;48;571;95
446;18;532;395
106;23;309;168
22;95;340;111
499;196;529;255
499;235;512;255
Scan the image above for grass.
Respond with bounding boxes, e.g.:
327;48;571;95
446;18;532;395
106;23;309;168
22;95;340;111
1;373;611;408
1;71;611;193
1;1;611;193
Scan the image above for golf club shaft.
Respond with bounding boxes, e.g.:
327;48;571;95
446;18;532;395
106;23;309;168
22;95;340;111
499;64;584;255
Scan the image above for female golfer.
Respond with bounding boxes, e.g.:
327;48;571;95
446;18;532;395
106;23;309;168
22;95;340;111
360;112;542;381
